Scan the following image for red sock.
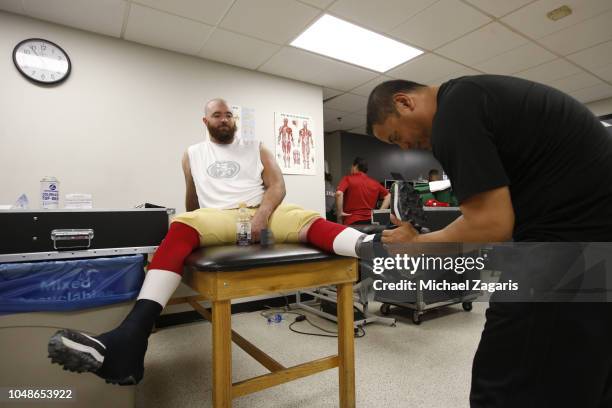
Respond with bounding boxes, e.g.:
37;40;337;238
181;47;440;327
148;222;200;275
306;218;348;252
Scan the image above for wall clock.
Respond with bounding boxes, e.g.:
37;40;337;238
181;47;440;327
13;38;71;85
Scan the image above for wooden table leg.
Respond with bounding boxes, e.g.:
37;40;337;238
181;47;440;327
337;282;356;408
212;300;232;408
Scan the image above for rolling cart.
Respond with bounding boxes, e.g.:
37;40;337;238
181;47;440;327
375;207;482;324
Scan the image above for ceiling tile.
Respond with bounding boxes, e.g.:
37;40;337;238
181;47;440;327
569;83;612;103
348;125;368;135
324;120;343;132
538;10;612;56
219;0;320;44
298;0;335;9
198;28;280;70
22;0;126;37
323;107;346;122
125;4;213;55
502;0;612;40
474;43;556;75
323;87;344;99
436;22;528;65
589;64;612;82
464;0;532;18
354;106;368;115
323;93;367;113
387;53;467;83
324;112;365;132
547;71;601;94
341;114;366;129
329;0;436;33
350;75;393;97
567;41;612;71
259;47;378;91
391;0;491;50
306;63;378;92
514;59;582;85
132;0;233;26
0;0;25;14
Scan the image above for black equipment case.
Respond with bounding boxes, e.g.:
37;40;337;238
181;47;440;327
0;208;172;263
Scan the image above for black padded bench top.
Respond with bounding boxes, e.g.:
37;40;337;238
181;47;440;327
351;224;387;234
185;243;342;272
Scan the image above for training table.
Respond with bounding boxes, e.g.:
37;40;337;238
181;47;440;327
168;243;358;408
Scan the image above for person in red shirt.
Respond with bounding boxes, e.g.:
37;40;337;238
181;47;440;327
335;157;390;225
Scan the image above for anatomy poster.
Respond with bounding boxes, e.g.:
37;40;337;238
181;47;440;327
275;112;315;175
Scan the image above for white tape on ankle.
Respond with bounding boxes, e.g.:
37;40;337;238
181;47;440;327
137;269;181;307
332;228;363;257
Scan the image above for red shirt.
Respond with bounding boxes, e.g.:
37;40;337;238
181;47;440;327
337;172;389;225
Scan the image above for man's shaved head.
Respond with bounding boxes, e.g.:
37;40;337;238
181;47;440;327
205;98;229;116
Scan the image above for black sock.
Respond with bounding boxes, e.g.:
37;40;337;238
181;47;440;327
94;299;162;383
115;298;163;338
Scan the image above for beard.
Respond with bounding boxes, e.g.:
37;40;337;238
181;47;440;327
207;123;236;143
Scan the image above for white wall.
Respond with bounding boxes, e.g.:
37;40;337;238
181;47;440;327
586;97;612;117
0;11;325;214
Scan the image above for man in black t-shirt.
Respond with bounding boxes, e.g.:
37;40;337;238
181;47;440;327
366;75;612;407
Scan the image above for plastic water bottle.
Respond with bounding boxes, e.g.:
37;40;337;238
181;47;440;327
267;313;283;324
236;202;252;246
40;176;60;209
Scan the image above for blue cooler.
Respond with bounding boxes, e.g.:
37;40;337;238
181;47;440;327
0;255;145;408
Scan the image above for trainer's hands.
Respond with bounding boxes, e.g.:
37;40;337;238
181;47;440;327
250;211;269;243
381;214;419;244
337;211;352;223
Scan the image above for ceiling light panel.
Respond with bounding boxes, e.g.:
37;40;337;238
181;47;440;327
291;14;423;73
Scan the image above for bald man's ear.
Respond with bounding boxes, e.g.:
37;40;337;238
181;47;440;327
203;117;208;125
393;93;415;115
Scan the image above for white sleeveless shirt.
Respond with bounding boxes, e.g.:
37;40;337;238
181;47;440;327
187;138;264;209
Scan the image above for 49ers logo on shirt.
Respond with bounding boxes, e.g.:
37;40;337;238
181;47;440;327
207;161;240;178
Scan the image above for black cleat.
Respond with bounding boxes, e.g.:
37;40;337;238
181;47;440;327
48;328;145;386
390;181;428;232
48;300;161;386
48;329;106;375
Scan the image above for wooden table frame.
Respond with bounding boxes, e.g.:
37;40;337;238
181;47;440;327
168;257;358;408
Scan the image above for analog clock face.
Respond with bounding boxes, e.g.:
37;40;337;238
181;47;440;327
13;38;71;84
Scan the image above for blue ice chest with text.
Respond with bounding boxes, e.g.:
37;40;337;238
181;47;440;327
0;255;145;314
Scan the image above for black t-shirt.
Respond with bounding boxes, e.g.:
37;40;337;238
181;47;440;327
432;75;612;241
